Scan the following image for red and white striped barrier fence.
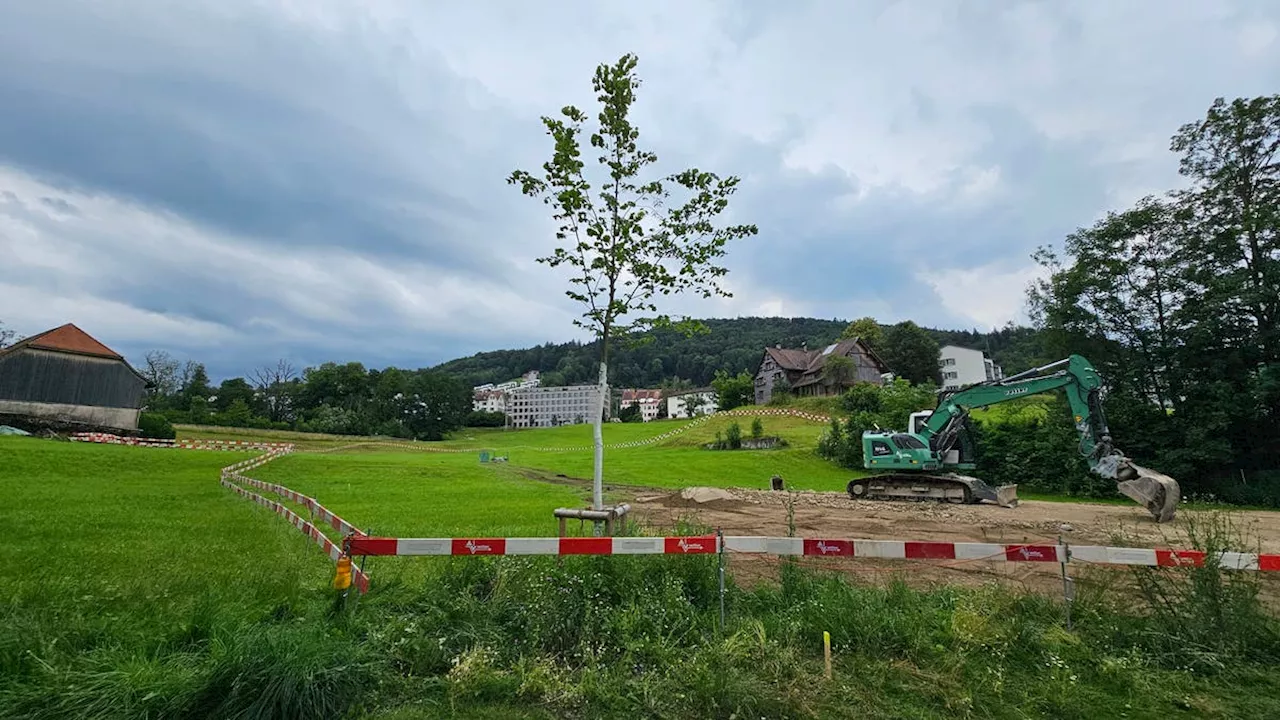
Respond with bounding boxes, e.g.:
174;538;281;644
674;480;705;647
221;477;369;592
71;432;291;451
346;534;719;557
337;532;1280;572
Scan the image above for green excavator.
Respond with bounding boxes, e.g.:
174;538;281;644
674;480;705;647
848;354;1181;523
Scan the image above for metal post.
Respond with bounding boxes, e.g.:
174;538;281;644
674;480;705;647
1059;535;1074;631
717;529;726;634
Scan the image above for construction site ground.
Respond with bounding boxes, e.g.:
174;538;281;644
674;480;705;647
619;484;1280;602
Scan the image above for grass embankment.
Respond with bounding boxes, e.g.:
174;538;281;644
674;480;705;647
6;435;1280;718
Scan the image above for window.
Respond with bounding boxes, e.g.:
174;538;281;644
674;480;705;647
891;434;926;450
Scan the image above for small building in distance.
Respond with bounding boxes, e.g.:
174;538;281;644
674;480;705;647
753;338;890;405
619;388;663;422
938;345;1003;391
0;323;149;432
665;387;717;419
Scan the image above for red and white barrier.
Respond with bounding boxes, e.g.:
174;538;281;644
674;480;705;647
71;432;291;451
721;536;1280;570
346;534;718;556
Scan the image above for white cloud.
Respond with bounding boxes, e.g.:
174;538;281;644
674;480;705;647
916;263;1049;330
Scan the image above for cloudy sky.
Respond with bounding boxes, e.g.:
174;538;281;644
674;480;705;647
2;1;1277;379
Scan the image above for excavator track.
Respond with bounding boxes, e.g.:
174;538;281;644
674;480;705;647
847;473;1018;508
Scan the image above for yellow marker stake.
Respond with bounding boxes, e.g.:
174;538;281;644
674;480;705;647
332;555;353;590
823;631;832;679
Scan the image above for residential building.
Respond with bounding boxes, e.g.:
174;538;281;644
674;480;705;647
506;384;609;428
472;389;506;414
938;345;1003;391
619;388;663;422
472;370;541;413
666;387;717;419
753;338;890;405
0;323;149;432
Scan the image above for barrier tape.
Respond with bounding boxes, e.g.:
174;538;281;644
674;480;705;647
71;432;290;450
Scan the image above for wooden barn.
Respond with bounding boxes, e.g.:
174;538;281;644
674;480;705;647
0;323;149;433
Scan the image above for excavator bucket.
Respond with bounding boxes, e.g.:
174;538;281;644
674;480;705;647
1117;464;1180;523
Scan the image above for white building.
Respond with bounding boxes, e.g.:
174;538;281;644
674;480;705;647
938;345;1003;391
472;370;541;413
472;389;506;414
507;384;608;428
666;388;718;419
619;389;664;422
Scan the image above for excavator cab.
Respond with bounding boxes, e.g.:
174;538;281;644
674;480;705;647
860;431;940;471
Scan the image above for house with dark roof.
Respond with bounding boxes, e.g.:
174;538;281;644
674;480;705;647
753;338;890;404
0;323;150;432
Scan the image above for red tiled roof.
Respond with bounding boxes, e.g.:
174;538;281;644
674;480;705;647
621;388;664;402
0;323;123;360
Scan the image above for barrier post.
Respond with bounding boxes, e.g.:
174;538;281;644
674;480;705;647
717;528;726;634
1059;535;1074;631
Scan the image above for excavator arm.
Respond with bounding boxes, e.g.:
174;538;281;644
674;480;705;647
920;355;1180;522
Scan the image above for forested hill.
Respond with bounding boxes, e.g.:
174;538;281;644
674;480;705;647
432;317;1048;389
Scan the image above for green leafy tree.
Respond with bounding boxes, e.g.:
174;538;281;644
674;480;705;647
880;321;940;385
617;403;643;423
725;421;742;450
823;354;857;394
840;316;884;350
508;53;757;512
750;417;764;439
712;369;754;411
398;371;471;441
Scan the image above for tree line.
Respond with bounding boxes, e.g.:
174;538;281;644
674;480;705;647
137;353;474;441
1029;94;1280;505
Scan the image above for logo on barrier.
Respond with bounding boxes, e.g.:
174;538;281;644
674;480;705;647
453;538;506;555
1004;545;1058;562
678;538;704;553
803;539;853;556
465;539;491;554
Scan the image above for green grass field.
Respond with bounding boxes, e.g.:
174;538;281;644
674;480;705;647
6;420;1280;718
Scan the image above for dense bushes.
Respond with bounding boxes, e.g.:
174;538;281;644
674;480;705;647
136;412;175;439
465;411;507;428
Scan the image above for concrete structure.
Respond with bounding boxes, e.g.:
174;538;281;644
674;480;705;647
753;338;890;405
619;388;663;422
506;383;608;428
938;345;1003;391
0;323;149;432
665;388;717;419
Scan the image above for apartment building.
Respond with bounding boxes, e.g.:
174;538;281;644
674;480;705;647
472;370;541;413
506;383;608;428
619;388;664;422
665;388;718;419
938;345;1003;391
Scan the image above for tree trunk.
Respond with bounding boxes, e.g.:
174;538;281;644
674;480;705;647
593;358;607;512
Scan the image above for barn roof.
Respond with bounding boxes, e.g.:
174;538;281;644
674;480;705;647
0;323;124;360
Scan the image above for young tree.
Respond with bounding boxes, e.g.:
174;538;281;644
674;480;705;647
508;53;757;512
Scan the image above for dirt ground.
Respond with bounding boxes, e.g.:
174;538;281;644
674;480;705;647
623;486;1280;598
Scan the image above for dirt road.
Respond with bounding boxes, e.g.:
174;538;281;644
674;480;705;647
626;487;1280;596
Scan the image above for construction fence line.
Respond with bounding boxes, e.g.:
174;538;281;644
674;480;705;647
67;431;1280;603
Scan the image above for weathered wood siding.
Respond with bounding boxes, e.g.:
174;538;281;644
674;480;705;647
0;348;146;408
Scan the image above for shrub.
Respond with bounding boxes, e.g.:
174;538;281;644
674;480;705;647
750;418;764;439
137;412;175;439
725;422;742;450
